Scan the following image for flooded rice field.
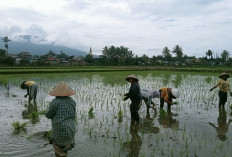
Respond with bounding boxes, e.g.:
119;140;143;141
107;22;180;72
0;71;232;157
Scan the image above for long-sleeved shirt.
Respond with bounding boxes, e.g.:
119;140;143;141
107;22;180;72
214;79;231;93
22;81;37;95
45;97;77;146
160;87;172;105
24;81;36;87
141;89;159;107
126;82;142;103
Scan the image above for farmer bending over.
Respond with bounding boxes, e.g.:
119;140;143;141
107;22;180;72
159;87;180;110
21;81;37;102
140;89;159;113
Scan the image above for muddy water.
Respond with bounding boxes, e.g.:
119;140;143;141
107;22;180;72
0;73;232;157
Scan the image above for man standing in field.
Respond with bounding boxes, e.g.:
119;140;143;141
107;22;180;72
210;72;232;108
124;74;142;124
45;82;77;157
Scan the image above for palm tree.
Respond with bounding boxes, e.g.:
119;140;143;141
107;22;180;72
172;45;183;61
206;50;213;60
162;46;171;61
221;50;230;61
2;37;11;55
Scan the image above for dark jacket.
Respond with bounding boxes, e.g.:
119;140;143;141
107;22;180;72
126;82;142;103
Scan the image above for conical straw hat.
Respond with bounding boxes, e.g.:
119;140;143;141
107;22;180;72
219;72;230;79
126;74;139;82
49;82;75;96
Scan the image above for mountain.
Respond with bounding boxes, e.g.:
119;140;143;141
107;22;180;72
1;37;88;56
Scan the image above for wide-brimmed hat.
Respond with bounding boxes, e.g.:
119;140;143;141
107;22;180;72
171;88;180;98
21;81;27;89
219;72;230;79
49;82;75;96
126;74;139;82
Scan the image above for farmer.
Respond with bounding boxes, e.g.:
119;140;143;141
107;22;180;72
21;81;37;102
159;87;180;110
140;89;159;113
124;74;142;124
209;107;232;141
210;72;232;108
45;82;77;157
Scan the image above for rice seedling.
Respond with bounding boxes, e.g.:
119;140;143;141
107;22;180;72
88;106;94;118
11;121;27;131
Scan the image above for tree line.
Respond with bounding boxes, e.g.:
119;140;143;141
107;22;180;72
0;36;231;66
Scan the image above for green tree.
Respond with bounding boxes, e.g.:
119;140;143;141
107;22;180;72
19;58;30;66
56;51;68;59
85;53;94;64
162;46;171;61
172;45;183;61
101;45;134;65
0;49;6;56
2;37;11;55
205;50;213;60
139;54;150;65
221;50;230;61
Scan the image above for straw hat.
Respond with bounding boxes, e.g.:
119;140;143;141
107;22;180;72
219;72;230;79
49;82;75;96
126;74;139;82
21;81;27;89
171;88;180;98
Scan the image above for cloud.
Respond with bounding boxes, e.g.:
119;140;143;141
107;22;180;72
0;0;231;57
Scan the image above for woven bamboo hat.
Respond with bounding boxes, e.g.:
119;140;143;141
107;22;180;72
126;74;139;82
219;72;230;79
49;82;75;96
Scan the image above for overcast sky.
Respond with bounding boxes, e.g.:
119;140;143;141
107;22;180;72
0;0;232;57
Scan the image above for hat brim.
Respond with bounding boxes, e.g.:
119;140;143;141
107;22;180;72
219;74;230;78
49;82;75;96
49;90;75;96
126;77;139;82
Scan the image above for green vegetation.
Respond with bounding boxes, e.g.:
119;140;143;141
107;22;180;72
11;121;27;131
117;107;123;122
88;106;94;118
28;110;46;122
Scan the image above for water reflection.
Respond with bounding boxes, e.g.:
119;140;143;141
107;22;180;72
209;107;232;141
0;82;10;97
22;101;38;120
139;112;159;134
123;123;142;157
158;110;179;130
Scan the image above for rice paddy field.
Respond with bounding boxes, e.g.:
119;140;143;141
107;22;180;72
1;70;232;157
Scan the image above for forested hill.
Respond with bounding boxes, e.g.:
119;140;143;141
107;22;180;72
1;39;88;56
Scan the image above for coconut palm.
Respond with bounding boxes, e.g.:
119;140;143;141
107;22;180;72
221;50;230;61
162;46;171;61
172;45;183;61
2;37;11;55
206;50;213;60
